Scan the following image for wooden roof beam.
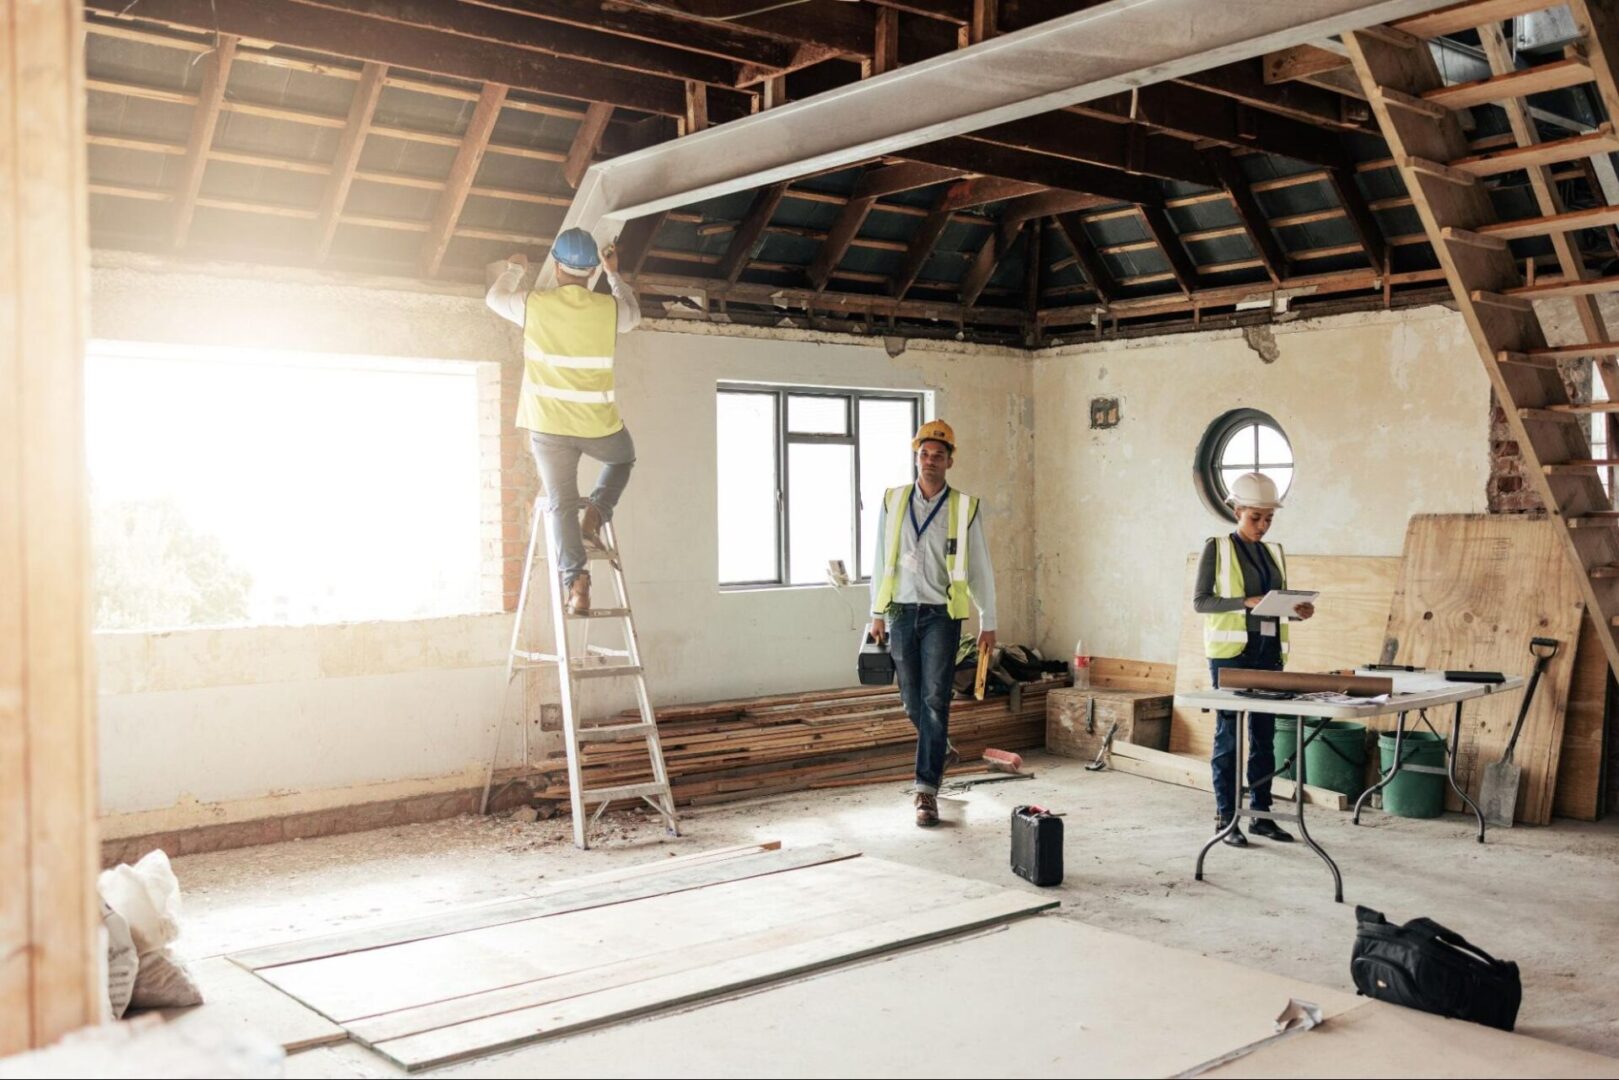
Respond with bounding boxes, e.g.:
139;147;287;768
895;137;1164;207
474;0;799;69
421;84;507;277
718;181;790;285
563;102;615;190
972;111;1218;186
1077;82;1353;169
960;217;1022;306
1053;211;1116;305
893;184;961;298
314;61;386;263
1205;148;1286;284
170;34;238;248
1139;205;1197;296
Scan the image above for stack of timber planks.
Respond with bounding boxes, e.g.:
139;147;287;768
523;679;1066;808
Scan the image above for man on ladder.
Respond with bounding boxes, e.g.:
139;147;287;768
869;420;998;828
486;227;641;615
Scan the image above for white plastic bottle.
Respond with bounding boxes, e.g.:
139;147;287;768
1072;638;1091;689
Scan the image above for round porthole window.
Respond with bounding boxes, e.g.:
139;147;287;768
1195;409;1293;522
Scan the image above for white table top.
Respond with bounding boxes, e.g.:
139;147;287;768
1174;675;1526;719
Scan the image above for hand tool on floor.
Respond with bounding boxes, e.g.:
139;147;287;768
1087;720;1119;771
1084;696;1095;734
983;748;1024;773
974;645;992;700
1480;636;1560;828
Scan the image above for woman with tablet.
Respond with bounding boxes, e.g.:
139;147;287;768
1192;472;1316;848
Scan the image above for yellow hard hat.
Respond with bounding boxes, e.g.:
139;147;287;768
912;419;956;452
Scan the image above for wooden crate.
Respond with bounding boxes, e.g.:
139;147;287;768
1047;687;1171;760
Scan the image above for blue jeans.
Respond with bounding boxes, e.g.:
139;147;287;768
1209;656;1281;820
529;428;636;586
889;604;962;794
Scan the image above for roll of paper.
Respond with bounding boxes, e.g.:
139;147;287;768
1216;669;1393;696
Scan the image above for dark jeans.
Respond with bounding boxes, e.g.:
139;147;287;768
1209;655;1281;820
889;603;962;794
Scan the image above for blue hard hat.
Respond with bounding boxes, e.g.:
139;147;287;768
552;227;600;272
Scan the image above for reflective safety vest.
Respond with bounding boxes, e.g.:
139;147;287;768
1203;534;1290;663
872;485;977;620
517;285;621;438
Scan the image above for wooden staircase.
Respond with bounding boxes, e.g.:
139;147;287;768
1345;0;1619;681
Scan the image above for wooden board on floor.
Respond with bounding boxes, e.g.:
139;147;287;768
230;841;836;971
163;956;345;1053
1109;740;1348;810
1383;515;1585;825
1172;554;1404;756
249;853;1054;1071
1555;612;1611;821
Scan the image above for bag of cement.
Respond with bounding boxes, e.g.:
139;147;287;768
102;902;138;1020
98;850;204;1010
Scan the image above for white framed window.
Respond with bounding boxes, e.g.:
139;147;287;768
86;340;491;630
717;385;923;587
1195;408;1294;521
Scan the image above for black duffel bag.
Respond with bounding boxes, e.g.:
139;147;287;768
1351;906;1521;1031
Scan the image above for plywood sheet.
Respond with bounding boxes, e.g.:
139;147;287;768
163;956;344;1053
1172;553;1404;756
1555;612;1611;821
1383;515;1584;824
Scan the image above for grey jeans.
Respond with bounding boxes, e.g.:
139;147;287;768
529;427;636;586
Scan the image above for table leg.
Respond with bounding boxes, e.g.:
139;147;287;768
1446;700;1487;844
1292;713;1344;903
1353;710;1407;824
1195;707;1245;882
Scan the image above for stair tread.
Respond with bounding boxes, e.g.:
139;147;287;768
1424;57;1592;111
1478;205;1619;242
1450;125;1619;177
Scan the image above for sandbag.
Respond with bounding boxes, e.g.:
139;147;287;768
103;902;138;1020
99;849;204;1010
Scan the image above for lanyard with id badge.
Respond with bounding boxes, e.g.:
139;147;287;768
904;486;948;574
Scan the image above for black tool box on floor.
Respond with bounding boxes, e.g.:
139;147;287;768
1010;805;1063;887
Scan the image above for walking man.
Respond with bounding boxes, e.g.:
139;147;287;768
486;227;641;614
869;420;998;827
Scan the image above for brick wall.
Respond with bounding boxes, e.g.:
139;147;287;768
1487;360;1593;513
477;350;535;613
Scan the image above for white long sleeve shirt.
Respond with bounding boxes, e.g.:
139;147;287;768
484;260;642;333
869;484;998;632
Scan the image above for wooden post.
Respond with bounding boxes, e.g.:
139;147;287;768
874;7;900;75
1;0;101;1051
682;80;708;134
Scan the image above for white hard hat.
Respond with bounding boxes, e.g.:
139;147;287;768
1226;471;1284;510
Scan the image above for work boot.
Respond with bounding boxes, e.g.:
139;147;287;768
580;502;606;551
1250;818;1295;843
943;743;960;773
914;791;940;828
1217;815;1248;847
566;572;592;616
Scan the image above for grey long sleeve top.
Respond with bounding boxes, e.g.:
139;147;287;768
485;260;642;333
868;485;997;632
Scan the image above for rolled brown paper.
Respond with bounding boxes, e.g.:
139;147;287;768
1216;668;1394;697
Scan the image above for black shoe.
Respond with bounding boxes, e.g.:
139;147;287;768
1216;816;1248;847
1250;818;1295;843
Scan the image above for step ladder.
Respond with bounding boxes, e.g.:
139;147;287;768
1344;0;1619;685
481;497;679;849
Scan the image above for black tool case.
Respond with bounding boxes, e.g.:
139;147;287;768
857;630;895;686
1010;805;1063;886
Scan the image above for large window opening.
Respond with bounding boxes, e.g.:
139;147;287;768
1195;408;1295;522
86;340;490;630
717;385;923;587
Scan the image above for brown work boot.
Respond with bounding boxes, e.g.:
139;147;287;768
580;502;606;551
566;572;592;615
914;791;940;828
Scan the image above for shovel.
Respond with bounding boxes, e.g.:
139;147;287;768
1480;636;1560;827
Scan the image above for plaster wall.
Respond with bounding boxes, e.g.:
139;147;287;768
1030;306;1491;666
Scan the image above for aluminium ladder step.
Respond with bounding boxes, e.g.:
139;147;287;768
1449;124;1619;178
584;644;631;658
571;662;645;679
1422;57;1593;111
565;607;632;619
583;781;672;803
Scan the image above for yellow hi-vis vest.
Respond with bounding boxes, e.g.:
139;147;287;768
517;285;621;438
872;484;977;620
1204;534;1289;663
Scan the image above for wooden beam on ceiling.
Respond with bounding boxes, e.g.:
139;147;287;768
868;0;970;22
1391;0;1557;40
806;162;963;291
1139;205;1197;296
1265;44;1351;85
1024;219;1043;345
563;102;614;190
893;184;960;298
1327;166;1387;271
614;211;668;275
314;61;386;263
873;6;900;75
421;83;507;277
960;217;1021;306
633;270;1025;326
968;0;998;44
1205;148;1286;284
718;181;789;285
896;137;1164;207
1054;211;1116;304
688;0;876;56
1077;82;1353;169
972;110;1217;186
84;0;749;119
475;0;799;69
290;0;749;87
171;34;238;248
1178;60;1369;130
999;188;1113;224
860;161;965;198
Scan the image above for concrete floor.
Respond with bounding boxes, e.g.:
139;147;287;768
167;753;1619;1073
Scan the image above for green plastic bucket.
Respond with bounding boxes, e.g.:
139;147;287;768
1302;720;1368;798
1377;730;1447;818
1273;717;1312;781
